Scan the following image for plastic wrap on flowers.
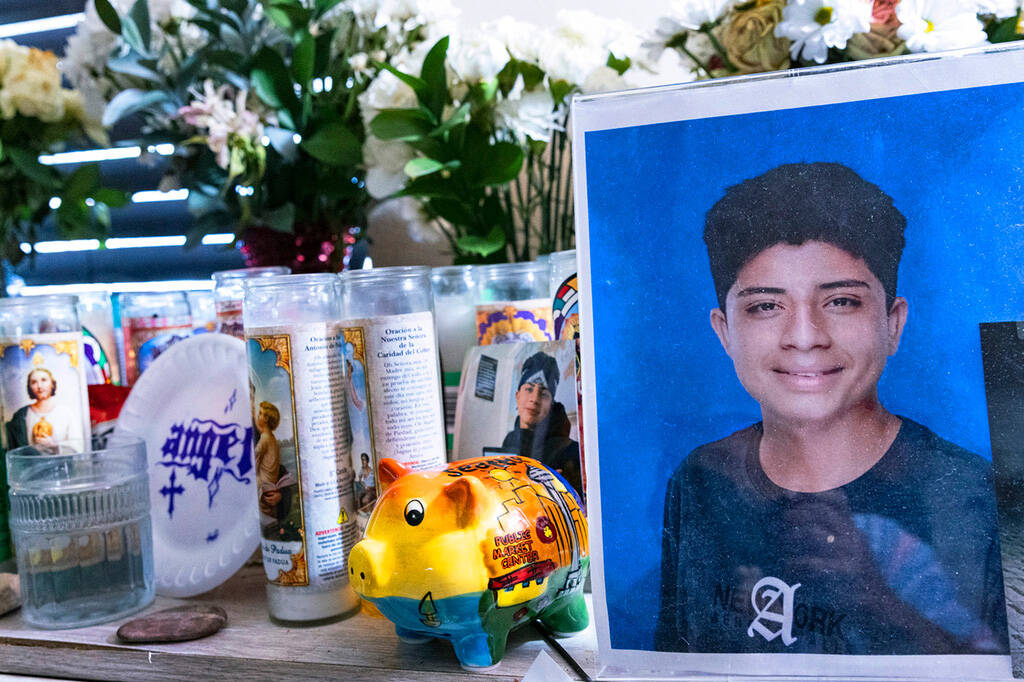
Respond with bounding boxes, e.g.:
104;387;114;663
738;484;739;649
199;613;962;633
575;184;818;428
349;455;589;669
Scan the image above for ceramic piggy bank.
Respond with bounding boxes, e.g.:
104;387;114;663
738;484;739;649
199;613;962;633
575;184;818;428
349;454;589;668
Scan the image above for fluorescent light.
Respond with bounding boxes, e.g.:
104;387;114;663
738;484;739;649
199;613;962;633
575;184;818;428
18;280;215;296
39;146;141;165
30;239;101;254
131;189;189;203
201;233;235;245
146;143;175;156
105;236;187;249
0;13;84;38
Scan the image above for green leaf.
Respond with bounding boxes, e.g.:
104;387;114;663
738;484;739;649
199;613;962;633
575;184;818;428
94;187;131;208
130;0;151;49
315;0;345;16
62;164;102;201
121;0;152;55
477;142;523;186
107;53;164;83
520;61;544;90
292;33;315;87
377;61;428;98
301;120;362;166
420;36;449;118
456;226;506;257
220;0;247;14
261;203;295;233
430;101;470;138
987;12;1022;42
102;89;172;126
370;109;434;141
549;79;575;106
265;2;313;33
606;52;631;76
251;47;300;121
477;78;498;103
404;158;444;178
428;198;474;226
94;0;122;34
6;148;57;188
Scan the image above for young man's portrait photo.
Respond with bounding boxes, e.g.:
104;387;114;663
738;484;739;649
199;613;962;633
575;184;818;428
574;49;1024;676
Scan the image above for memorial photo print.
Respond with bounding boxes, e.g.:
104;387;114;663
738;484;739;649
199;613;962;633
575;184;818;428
574;48;1024;677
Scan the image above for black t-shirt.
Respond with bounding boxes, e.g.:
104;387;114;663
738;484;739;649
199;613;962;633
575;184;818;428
655;418;1008;655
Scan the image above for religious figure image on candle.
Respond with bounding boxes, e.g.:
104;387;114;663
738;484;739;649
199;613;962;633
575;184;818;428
1;339;88;450
247;334;307;586
343;328;379;531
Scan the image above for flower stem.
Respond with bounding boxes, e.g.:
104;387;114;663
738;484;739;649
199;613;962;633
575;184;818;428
677;44;713;79
702;27;738;73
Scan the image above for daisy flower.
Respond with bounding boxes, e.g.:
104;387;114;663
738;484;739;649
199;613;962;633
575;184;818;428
896;0;988;52
775;0;872;64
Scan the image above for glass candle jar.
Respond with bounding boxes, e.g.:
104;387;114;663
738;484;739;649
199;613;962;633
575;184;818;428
341;266;447;526
75;292;120;385
0;295;92;567
212;266;291;340
243;274;359;624
118;292;193;386
475;261;554;345
430;266;478;454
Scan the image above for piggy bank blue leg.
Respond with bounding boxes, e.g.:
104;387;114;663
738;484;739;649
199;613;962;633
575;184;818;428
539;594;589;636
394;624;432;644
453;631;504;670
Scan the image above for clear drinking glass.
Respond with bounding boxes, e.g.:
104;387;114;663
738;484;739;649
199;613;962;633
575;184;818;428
6;434;155;628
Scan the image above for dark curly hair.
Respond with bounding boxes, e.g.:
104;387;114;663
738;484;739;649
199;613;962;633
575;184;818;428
704;162;906;312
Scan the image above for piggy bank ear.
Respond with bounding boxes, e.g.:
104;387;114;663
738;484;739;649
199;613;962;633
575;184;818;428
378;458;409;490
443;476;487;529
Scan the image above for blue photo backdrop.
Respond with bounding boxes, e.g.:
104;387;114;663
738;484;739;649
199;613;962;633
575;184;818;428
583;80;1024;651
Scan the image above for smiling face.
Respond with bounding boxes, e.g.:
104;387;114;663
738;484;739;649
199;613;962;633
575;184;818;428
515;382;552;430
709;241;907;427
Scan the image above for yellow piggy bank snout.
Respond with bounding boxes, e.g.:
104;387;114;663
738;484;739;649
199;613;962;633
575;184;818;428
349;539;385;597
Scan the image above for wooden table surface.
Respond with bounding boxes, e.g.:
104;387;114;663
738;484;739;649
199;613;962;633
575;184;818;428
0;566;598;681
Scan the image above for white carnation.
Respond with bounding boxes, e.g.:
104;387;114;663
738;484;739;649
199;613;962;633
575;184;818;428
497;86;564;144
363;135;414;198
448;34;508;83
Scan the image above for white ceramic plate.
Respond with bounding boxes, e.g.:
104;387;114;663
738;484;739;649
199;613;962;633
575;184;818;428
116;334;259;597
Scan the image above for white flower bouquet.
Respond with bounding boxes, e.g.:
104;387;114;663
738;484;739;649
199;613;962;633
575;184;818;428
648;0;1023;78
361;11;648;262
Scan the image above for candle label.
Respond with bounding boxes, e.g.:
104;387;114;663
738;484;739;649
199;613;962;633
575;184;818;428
123;315;192;385
475;299;554;345
215;300;245;340
0;332;92;562
342;311;446;520
0;332;91;451
246;325;357;590
341;326;378;533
